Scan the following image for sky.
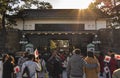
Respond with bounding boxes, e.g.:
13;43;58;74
41;0;94;9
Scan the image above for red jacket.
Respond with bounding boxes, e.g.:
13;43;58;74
98;55;105;73
109;58;118;74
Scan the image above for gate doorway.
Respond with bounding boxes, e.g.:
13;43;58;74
50;39;70;53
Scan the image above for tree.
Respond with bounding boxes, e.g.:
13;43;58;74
88;0;120;50
88;0;120;29
0;0;52;30
0;0;52;50
37;1;52;9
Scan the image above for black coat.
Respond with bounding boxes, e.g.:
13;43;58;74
47;57;63;78
3;60;14;78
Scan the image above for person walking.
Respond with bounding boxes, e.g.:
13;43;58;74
0;53;3;78
47;49;63;78
21;54;41;78
84;51;100;78
18;52;29;68
37;54;48;78
3;54;15;78
109;54;118;78
17;52;29;78
97;52;105;77
67;48;98;78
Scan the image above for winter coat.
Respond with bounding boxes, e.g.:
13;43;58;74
21;60;41;78
98;55;105;73
67;54;98;78
112;68;120;78
47;56;63;78
37;59;48;78
84;56;100;78
109;57;118;75
3;60;14;78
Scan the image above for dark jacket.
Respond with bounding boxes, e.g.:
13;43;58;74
67;54;98;78
47;56;62;78
3;60;14;78
67;54;85;77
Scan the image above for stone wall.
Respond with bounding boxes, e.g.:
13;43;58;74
5;29;21;52
2;28;120;53
98;28;120;53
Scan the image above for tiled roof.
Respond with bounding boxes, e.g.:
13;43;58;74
15;9;109;19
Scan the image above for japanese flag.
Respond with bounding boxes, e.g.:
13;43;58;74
34;48;39;58
104;66;110;73
115;54;120;60
14;66;20;73
104;55;111;63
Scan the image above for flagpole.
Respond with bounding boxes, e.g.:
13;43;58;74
113;0;116;7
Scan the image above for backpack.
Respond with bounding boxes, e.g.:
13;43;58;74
22;66;30;78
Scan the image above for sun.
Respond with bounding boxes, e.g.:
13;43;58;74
77;0;94;9
53;0;94;9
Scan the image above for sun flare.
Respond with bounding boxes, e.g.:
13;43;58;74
52;0;94;9
77;0;94;9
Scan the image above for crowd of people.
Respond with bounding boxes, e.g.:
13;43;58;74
67;49;120;78
0;48;120;78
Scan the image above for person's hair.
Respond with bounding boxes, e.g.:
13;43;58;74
9;56;14;61
24;52;29;57
2;54;9;63
8;56;15;65
111;54;115;58
28;54;34;60
87;51;94;58
109;50;113;53
73;49;81;54
99;52;104;56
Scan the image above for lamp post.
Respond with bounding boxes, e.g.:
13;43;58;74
19;34;28;51
92;34;101;53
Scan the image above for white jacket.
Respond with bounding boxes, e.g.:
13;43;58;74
21;60;41;78
0;61;3;78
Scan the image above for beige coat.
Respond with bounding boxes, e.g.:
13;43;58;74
112;68;120;78
84;56;100;78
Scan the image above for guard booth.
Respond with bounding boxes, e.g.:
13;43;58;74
87;43;95;52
